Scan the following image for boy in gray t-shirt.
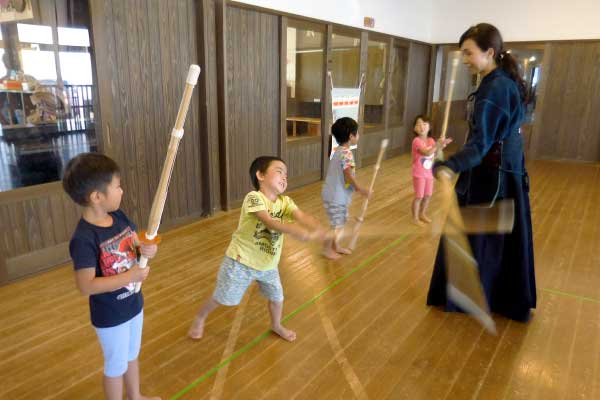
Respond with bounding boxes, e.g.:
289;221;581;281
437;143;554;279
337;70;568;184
322;117;371;258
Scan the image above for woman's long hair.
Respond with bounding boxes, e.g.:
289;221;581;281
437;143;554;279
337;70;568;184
459;23;528;103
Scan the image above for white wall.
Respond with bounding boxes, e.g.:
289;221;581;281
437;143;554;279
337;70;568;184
233;0;600;44
231;0;434;43
430;0;600;43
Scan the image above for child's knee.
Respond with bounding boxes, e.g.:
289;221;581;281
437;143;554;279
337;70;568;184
259;278;284;303
213;291;243;306
96;314;142;378
104;356;129;377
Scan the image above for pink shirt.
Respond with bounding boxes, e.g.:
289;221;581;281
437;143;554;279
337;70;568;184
412;137;435;178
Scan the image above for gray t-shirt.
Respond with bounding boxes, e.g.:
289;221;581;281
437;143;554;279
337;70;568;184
322;146;355;205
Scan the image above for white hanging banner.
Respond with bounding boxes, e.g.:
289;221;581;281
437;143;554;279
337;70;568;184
330;87;361;158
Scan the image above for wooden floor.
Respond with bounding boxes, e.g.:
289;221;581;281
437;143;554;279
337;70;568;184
1;155;599;399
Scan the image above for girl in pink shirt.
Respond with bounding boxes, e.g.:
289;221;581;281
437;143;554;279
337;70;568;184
411;115;452;226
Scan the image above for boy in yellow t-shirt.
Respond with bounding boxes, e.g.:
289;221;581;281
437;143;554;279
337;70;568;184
188;156;331;341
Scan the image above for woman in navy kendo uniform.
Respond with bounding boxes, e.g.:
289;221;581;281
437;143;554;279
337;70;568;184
427;23;536;323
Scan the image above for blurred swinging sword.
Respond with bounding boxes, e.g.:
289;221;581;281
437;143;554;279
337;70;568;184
338;199;515;238
438;167;498;334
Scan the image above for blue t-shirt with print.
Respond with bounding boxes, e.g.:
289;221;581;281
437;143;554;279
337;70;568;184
322;146;356;205
69;209;143;328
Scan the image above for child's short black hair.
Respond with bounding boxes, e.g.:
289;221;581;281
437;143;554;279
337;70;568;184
331;117;358;145
62;152;120;206
249;156;286;191
413;114;432;137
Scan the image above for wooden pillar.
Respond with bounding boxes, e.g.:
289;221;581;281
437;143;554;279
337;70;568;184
197;0;222;214
279;16;287;159
215;0;230;209
321;23;333;179
356;30;368;168
426;44;438;115
383;36;394;151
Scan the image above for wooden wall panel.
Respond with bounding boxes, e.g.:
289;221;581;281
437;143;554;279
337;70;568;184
384;39;409;157
224;6;279;205
360;129;388;166
533;42;600;162
0;185;81;282
403;42;431;151
521;124;534;156
286;140;322;189
0;0;213;284
388;125;407;157
92;0;205;224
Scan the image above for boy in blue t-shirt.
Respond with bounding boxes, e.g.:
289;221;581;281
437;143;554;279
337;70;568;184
322;117;371;258
63;153;160;400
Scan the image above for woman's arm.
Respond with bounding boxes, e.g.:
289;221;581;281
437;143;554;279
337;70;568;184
440;98;507;173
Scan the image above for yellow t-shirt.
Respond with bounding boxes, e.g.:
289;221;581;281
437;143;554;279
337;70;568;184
225;191;298;271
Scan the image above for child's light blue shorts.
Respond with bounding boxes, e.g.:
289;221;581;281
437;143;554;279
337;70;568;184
94;310;143;377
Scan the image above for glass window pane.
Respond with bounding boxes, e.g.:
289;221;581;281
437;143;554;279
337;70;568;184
0;0;98;192
364;39;388;132
59;52;92;85
58;27;90;47
505;48;544;124
20;49;57;81
389;45;408;126
330;31;360;88
286;20;324;139
17;23;53;44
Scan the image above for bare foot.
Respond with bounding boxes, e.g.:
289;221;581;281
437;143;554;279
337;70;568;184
420;214;432;223
271;325;297;342
323;247;342;260
188;317;205;340
335;246;353;255
412;219;425;227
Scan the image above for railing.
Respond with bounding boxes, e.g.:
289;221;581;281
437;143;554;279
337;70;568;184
59;84;96;132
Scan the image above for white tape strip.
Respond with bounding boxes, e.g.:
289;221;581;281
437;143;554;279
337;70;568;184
171;128;184;138
145;232;157;240
187;65;201;85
